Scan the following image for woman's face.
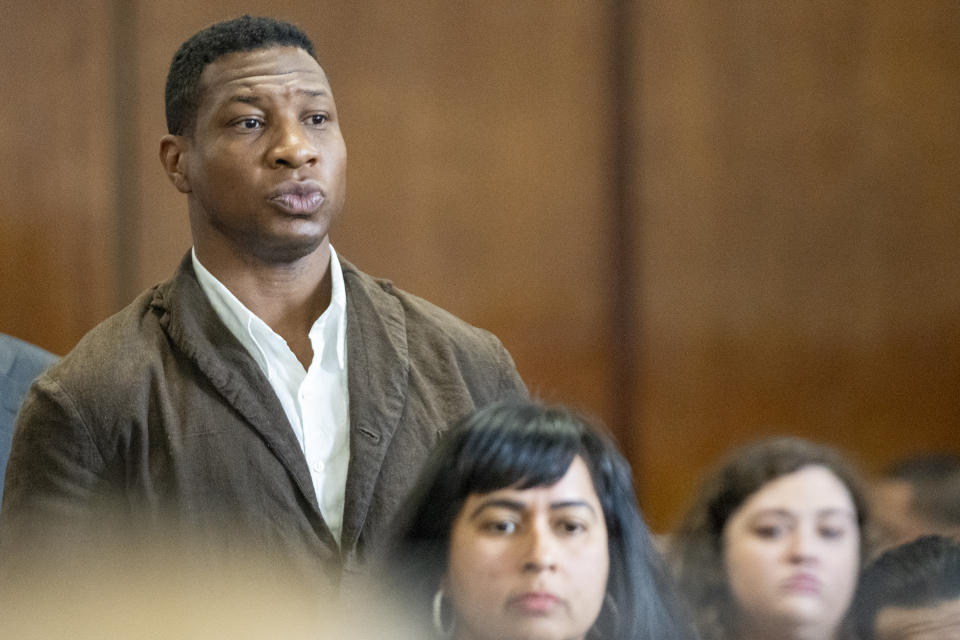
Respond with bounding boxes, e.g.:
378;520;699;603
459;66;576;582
446;456;610;640
722;465;861;638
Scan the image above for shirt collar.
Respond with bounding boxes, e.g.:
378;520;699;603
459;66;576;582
325;244;347;369
192;245;347;374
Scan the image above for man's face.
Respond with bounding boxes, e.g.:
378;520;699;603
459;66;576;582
173;46;347;264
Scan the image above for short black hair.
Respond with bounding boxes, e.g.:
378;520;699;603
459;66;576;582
164;15;317;135
883;452;960;483
379;400;698;640
852;535;960;640
883;453;960;526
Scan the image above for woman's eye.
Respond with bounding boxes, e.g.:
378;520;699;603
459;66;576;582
819;526;846;539
556;520;587;535
482;520;517;534
753;525;784;539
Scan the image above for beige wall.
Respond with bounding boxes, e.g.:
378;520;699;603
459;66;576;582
2;1;958;530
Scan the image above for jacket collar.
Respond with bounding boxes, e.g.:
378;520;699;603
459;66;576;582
337;257;410;555
150;252;410;556
151;253;336;548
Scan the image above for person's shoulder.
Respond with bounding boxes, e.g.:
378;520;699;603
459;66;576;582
341;260;527;398
0;335;58;414
47;284;170;394
341;260;502;348
0;334;58;380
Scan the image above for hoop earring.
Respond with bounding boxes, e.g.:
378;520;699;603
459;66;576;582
432;587;455;637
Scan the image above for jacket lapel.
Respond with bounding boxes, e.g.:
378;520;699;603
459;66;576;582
338;260;409;553
153;254;335;547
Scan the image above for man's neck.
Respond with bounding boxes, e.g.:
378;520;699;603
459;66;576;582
195;241;333;368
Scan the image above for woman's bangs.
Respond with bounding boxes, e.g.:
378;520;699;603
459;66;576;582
460;424;580;495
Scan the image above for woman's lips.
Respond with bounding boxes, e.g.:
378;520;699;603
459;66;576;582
781;573;822;595
509;592;562;614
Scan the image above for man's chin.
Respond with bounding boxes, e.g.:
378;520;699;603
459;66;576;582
243;235;329;266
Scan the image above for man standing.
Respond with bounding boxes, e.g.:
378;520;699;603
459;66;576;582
1;16;525;584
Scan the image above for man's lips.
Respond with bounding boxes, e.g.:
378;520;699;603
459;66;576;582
268;181;325;214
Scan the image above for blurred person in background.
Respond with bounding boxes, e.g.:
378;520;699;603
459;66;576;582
871;453;960;551
380;400;698;640
0;333;56;504
669;437;872;640
851;534;960;640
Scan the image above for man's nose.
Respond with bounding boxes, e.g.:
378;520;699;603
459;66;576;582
266;120;318;169
521;523;559;572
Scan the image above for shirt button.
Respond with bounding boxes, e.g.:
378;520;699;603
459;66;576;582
311;460;325;473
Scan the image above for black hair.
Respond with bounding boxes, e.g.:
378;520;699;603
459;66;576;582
852;535;960;640
882;453;960;526
669;436;871;640
380;400;698;640
883;453;960;483
165;15;317;135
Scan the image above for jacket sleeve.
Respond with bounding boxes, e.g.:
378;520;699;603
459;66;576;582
0;373;112;559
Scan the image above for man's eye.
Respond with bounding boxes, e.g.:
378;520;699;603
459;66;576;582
306;114;327;126
233;118;262;130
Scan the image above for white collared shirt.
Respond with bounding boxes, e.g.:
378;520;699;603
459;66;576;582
192;246;350;544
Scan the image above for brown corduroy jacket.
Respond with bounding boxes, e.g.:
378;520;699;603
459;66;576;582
0;253;525;585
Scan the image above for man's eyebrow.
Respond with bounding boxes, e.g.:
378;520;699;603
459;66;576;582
229;95;262;105
227;88;328;105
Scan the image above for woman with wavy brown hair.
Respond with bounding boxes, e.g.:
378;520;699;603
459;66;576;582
669;437;872;640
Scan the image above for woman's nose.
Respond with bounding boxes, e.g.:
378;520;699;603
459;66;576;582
521;524;559;572
787;527;820;564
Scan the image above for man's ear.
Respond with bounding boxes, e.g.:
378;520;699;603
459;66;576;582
159;134;191;193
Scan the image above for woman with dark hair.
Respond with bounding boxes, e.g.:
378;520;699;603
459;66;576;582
380;400;697;640
668;437;872;640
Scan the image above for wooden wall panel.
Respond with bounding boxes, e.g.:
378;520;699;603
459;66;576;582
329;3;615;420
634;1;960;530
4;0;958;536
0;1;118;355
